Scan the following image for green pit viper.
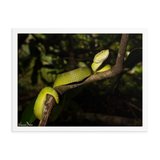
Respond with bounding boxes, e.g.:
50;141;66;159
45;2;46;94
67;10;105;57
34;49;111;120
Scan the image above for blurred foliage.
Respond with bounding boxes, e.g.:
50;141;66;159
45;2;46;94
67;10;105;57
18;34;142;126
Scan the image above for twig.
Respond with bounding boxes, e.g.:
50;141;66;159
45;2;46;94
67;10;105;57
38;34;129;126
124;100;142;112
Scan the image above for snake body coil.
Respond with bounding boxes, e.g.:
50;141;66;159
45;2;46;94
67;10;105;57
34;50;111;120
53;67;92;88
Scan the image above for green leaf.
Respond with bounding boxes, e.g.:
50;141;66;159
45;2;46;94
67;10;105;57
19;97;37;126
48;103;64;122
124;48;142;69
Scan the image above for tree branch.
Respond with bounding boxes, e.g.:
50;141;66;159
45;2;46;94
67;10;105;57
112;34;129;74
38;95;56;126
38;34;129;126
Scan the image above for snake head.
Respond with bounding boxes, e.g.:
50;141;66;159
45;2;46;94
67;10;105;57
93;50;109;63
91;49;109;72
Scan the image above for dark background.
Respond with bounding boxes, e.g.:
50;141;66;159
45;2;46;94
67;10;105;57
18;34;142;126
